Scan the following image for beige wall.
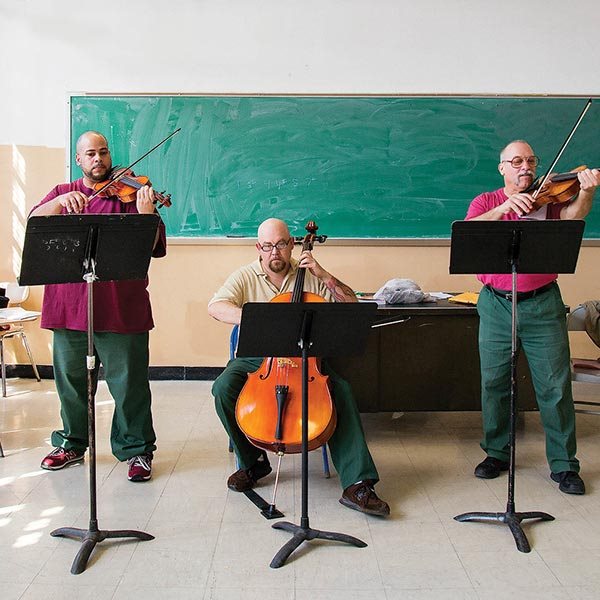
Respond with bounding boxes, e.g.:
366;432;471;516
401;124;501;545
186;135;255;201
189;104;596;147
2;144;600;367
2;1;600;367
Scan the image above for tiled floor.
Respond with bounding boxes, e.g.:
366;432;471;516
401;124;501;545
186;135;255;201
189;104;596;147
1;378;600;599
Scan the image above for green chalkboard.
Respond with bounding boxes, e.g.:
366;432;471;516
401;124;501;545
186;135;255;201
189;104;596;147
70;96;600;238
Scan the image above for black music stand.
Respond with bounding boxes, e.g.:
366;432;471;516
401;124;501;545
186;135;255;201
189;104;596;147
19;214;160;574
237;301;379;568
449;219;585;553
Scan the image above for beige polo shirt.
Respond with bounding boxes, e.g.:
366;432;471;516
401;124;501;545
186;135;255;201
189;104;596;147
209;258;333;308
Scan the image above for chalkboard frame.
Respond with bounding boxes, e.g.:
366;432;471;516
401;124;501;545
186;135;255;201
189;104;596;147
68;94;600;245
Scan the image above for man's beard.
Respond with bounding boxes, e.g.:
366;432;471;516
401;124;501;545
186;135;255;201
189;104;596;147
83;164;110;182
268;257;287;273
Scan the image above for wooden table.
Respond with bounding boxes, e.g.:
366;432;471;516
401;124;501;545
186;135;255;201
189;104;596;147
328;299;537;412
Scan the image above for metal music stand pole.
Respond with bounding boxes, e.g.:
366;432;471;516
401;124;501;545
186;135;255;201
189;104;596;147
236;301;379;568
19;214;160;574
449;219;585;553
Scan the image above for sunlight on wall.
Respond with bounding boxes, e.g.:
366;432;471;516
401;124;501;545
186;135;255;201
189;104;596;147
11;145;27;278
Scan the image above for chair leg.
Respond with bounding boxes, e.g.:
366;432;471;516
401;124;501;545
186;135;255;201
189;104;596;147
19;332;41;382
1;338;6;397
0;438;4;458
321;445;330;478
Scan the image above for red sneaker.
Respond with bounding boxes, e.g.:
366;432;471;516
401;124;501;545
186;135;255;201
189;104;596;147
41;447;85;470
127;453;153;482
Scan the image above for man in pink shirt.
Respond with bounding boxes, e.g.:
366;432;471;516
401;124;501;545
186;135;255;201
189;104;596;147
466;140;600;495
30;131;167;482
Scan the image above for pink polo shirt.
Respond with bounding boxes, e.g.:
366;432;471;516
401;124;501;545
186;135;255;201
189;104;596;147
466;188;563;292
31;179;167;333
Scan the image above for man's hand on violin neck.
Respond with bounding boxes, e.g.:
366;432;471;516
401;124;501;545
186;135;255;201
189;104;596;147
136;185;157;214
578;168;600;192
58;191;89;214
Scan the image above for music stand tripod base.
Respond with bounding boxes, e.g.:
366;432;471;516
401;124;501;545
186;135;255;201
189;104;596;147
50;526;155;575
453;509;554;554
270;520;367;569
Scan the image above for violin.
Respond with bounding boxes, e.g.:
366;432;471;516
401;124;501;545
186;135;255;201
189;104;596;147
526;165;591;209
93;167;172;208
523;99;597;211
235;221;336;455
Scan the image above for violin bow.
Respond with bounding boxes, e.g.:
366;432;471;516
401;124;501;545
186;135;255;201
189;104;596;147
87;127;181;201
531;99;592;200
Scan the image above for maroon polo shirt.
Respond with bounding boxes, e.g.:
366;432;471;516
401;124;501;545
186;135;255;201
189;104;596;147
31;178;167;333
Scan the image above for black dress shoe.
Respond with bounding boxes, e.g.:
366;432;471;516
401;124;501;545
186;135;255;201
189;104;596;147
550;471;585;495
474;456;510;479
227;457;272;492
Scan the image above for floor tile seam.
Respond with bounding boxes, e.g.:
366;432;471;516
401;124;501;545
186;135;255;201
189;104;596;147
429;500;481;576
14;581;34;599
365;516;394;591
30;536;76;587
397;437;434;488
152;443;184;498
451;544;488;592
200;520;239;600
537;546;600;587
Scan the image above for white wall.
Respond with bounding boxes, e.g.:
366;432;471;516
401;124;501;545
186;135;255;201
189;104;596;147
2;0;600;148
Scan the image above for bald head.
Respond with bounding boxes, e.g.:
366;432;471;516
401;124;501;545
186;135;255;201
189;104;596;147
257;218;291;242
76;131;108;153
499;140;533;163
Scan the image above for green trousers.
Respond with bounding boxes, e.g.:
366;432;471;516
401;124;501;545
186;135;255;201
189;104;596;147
50;329;156;461
477;284;579;473
212;357;379;490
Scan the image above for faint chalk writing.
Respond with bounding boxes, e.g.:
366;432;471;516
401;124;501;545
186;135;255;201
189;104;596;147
236;178;316;191
44;238;81;252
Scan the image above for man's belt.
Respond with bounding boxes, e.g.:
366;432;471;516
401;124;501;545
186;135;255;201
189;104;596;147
487;281;555;302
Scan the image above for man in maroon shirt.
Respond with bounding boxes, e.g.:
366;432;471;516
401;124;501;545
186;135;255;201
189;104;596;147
466;140;600;495
30;131;167;482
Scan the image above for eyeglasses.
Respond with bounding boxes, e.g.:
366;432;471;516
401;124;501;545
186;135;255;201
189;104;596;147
258;239;291;252
501;155;540;168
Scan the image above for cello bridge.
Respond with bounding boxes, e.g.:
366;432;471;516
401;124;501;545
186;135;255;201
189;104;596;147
276;358;297;368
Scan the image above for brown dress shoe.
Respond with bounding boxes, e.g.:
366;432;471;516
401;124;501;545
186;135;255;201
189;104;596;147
227;458;272;492
340;480;390;516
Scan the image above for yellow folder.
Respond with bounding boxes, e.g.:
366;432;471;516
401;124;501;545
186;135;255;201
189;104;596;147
448;292;479;305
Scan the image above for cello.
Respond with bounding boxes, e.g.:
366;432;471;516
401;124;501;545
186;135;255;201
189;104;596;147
235;221;337;456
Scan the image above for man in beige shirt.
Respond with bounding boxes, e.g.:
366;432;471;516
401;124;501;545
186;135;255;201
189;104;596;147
208;218;389;516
